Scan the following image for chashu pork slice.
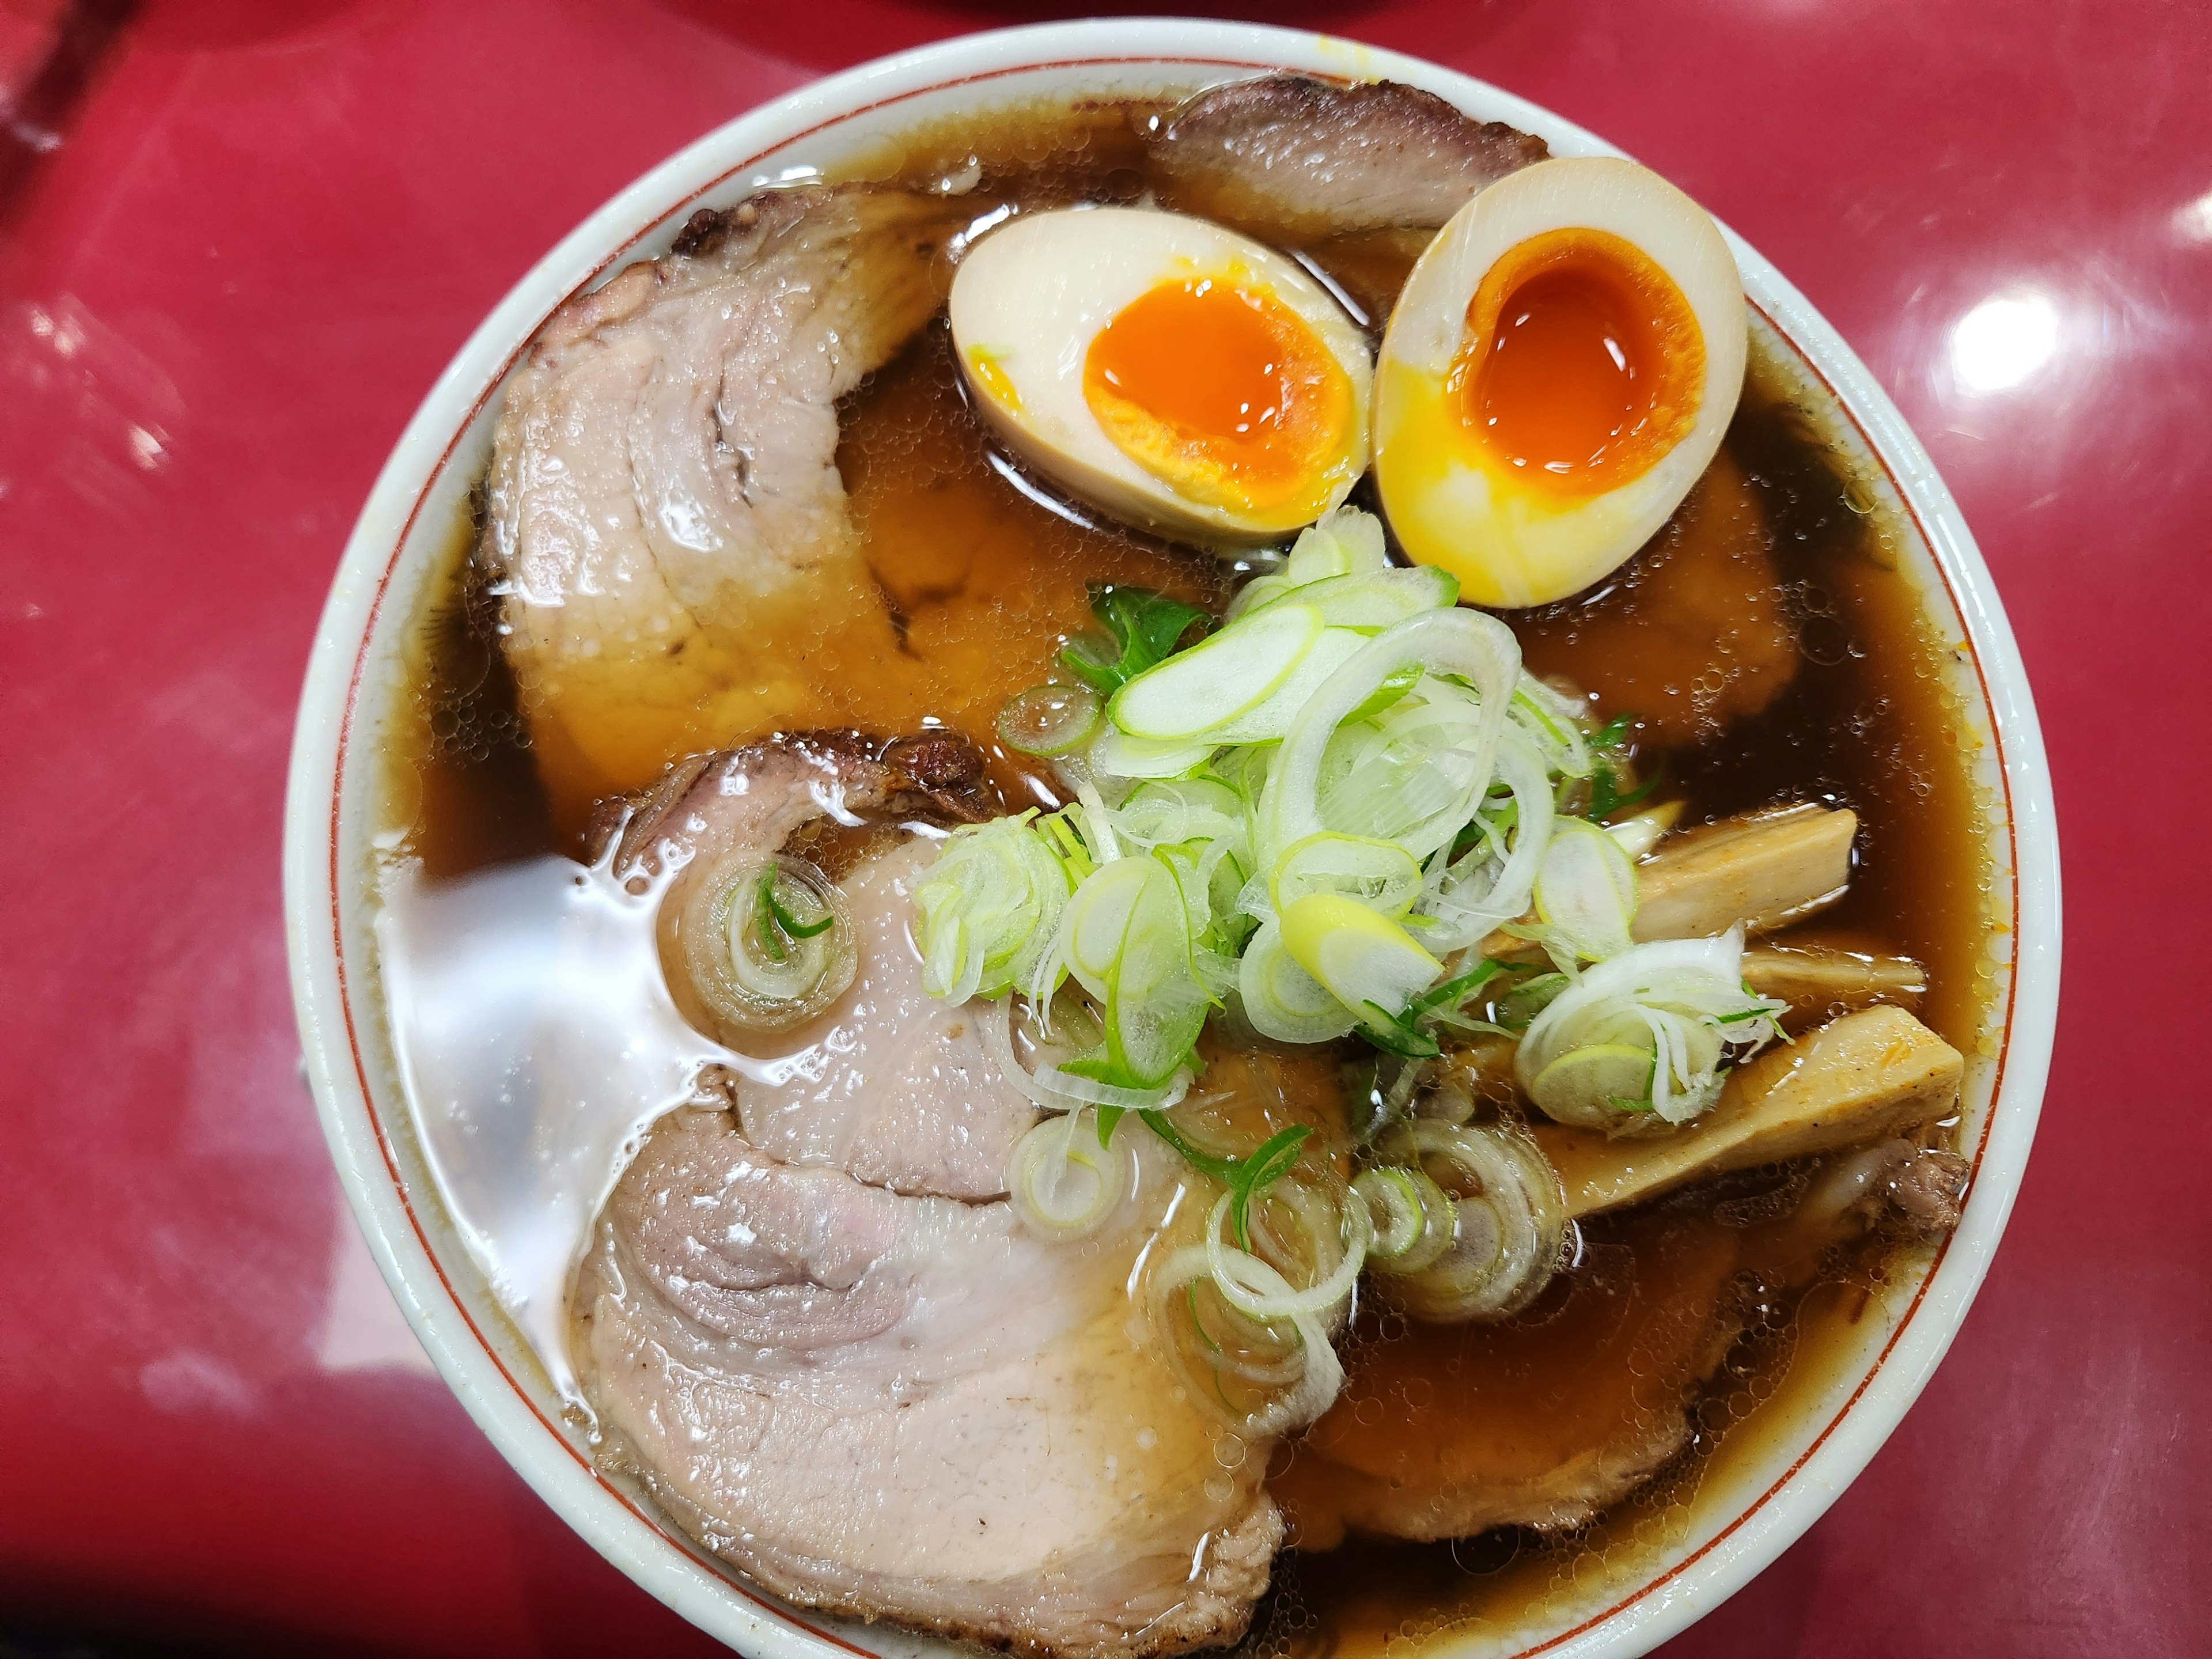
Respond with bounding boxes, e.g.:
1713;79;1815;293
1147;74;1548;239
577;1112;1280;1659
576;736;1285;1657
612;730;1030;1200
1275;1132;1969;1550
483;188;965;832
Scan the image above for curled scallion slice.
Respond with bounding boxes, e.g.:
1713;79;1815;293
1353;1165;1454;1274
1006;1109;1130;1239
1203;1182;1371;1323
997;683;1103;756
1372;1119;1567;1323
1149;1245;1343;1438
1516;928;1789;1130
684;853;855;1035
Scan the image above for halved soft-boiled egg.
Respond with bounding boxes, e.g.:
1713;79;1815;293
949;207;1373;546
1373;157;1747;608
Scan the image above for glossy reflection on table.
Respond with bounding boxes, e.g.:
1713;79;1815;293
0;2;2204;1655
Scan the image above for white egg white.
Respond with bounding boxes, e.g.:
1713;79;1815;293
948;206;1373;547
1374;157;1748;608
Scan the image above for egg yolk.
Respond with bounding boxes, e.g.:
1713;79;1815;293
1084;277;1351;516
1449;228;1705;499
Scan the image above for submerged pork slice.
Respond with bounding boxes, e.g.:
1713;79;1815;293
482;188;964;827
579;737;1286;1654
1277;1135;1969;1548
1275;1204;1743;1548
1147;74;1547;238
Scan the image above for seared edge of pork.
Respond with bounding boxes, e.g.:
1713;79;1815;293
1147;74;1548;237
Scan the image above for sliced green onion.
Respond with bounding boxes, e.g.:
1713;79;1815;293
760;866;835;944
1149;1244;1343;1437
1344;662;1423;724
1222;567;1298;622
1238;916;1356;1044
913;812;1074;1003
1006;1109;1128;1239
685;853;856;1035
1532;817;1638;961
1088;727;1218;780
1527;1043;1657;1115
1111;778;1248;851
1372;1120;1566;1324
998;683;1103;756
1605;800;1685;860
1056;853;1208;1089
1108;601;1321;741
1203;1184;1370;1321
1035;1063;1193;1112
1516;929;1790;1130
1278;894;1442;1030
1270;832;1425;918
1353;1165;1453;1273
1199;626;1368;745
1287;504;1389;584
982;994;1169;1116
1510;676;1596;781
1417;728;1557;953
1260;566;1459;629
1257;608;1521;873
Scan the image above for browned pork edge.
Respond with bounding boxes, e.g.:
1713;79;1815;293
1147;73;1549;237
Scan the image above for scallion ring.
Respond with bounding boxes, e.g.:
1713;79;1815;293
684;852;855;1035
998;683;1104;756
1353;1165;1453;1273
1006;1108;1129;1240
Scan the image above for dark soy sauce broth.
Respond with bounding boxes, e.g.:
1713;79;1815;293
375;92;2001;1658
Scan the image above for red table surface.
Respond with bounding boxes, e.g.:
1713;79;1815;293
1;1;2205;1654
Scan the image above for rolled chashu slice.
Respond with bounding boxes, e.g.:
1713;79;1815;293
575;736;1286;1658
1278;801;1968;1549
482;188;965;835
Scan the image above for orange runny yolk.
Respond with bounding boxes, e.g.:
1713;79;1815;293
1083;277;1350;516
1449;228;1705;498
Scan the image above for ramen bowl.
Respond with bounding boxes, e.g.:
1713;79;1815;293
282;20;2059;1658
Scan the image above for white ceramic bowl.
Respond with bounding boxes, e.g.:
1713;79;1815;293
283;20;2060;1658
